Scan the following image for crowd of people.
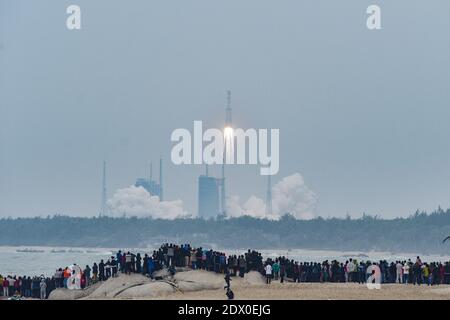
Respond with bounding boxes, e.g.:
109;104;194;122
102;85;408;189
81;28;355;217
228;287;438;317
1;243;450;299
1;275;50;300
260;256;450;286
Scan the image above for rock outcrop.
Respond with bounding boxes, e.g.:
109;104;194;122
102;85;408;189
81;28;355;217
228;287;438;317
115;281;175;299
87;273;152;299
48;269;264;300
48;282;100;300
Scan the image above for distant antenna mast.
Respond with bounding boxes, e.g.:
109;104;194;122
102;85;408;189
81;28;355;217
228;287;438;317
159;158;163;201
100;161;108;217
265;174;273;216
149;162;153;182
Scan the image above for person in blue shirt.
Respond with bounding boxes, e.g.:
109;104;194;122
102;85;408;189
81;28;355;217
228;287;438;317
147;256;155;278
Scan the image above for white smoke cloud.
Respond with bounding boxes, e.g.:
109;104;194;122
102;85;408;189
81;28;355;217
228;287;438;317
226;195;269;219
226;173;317;220
107;185;189;219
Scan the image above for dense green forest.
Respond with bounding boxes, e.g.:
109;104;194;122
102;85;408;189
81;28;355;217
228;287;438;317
1;208;450;254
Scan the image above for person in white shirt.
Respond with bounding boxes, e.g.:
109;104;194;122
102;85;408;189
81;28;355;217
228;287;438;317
264;264;273;284
402;262;410;284
40;279;47;300
395;261;403;283
347;260;355;282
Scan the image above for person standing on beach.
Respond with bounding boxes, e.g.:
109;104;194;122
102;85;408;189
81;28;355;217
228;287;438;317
201;250;207;270
422;263;430;285
357;262;365;284
32;277;40;298
147;256;155;277
125;252;132;275
25;276;32;297
364;262;372;283
136;253;142;273
190;249;197;270
131;253;137;273
344;261;349;282
395;261;403;284
116;250;122;273
196;248;203;270
264;263;272;284
39;278;47;300
167;245;174;267
294;262;300;283
111;257;118;278
403;261;410;284
8;276;15;296
440;263;446;284
65;268;72;288
214;252;221;273
238;255;246;278
225;287;234;300
413;257;422;285
142;254;149;275
280;263;286;283
272;260;280;281
15;277;21;296
99;260;105;281
224;270;231;289
444;263;450;284
84;265;91;285
121;252;126;273
3;277;9;297
53;270;59;288
232;255;239;276
105;259;111;279
92;263;98;282
58;269;64;288
348;259;355;282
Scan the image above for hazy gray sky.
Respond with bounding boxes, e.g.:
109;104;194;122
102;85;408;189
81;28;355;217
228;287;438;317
1;0;450;218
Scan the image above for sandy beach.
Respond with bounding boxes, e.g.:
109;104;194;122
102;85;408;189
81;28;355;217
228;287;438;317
159;282;450;300
51;270;449;301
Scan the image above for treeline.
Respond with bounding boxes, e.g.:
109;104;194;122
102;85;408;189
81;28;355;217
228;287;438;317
0;208;450;254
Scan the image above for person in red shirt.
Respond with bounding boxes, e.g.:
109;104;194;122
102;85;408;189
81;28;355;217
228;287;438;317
3;278;9;297
63;268;71;288
80;273;86;289
14;278;20;296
